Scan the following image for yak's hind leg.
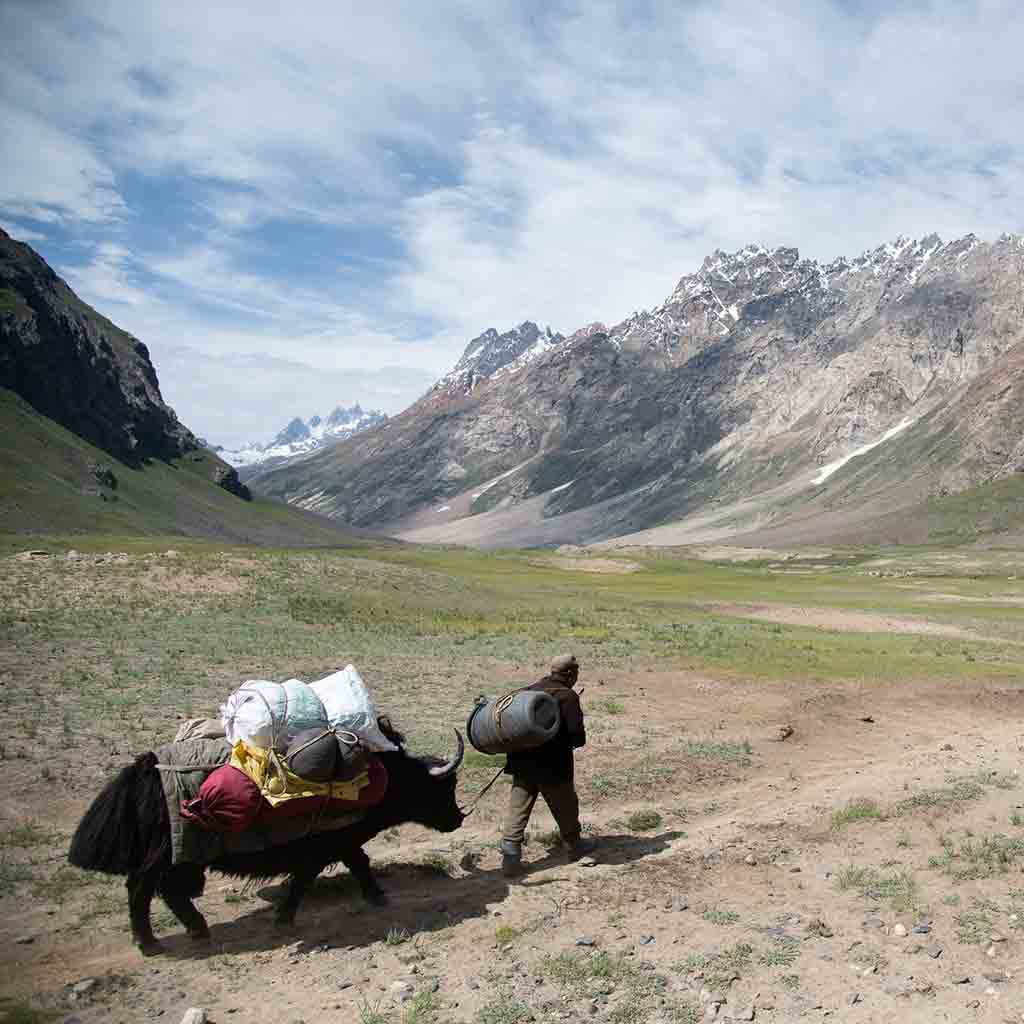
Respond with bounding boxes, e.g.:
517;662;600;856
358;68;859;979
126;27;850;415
158;864;210;940
127;869;162;956
341;846;387;906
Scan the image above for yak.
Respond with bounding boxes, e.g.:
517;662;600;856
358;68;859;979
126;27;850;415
69;720;465;955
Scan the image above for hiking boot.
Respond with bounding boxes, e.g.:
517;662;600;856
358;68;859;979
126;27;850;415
501;853;524;878
565;837;598;862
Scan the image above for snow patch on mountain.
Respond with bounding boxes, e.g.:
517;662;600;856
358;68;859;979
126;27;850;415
812;416;917;485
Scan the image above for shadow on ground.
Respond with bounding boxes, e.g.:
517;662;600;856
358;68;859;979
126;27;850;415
155;830;684;959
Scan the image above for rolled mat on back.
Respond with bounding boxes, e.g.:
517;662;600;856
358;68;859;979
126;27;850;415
467;690;561;755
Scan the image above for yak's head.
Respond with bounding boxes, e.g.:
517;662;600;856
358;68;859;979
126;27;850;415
377;717;466;833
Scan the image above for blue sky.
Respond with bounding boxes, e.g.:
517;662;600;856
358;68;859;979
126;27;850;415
2;0;1023;446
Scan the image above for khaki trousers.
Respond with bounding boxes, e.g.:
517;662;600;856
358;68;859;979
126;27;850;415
501;776;581;855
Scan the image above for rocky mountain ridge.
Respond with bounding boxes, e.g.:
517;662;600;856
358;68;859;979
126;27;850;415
0;228;251;500
436;321;564;396
243;232;1024;546
0;228;198;467
214;403;386;471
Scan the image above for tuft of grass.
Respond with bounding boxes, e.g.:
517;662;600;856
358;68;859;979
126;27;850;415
758;936;801;967
0;821;58;850
494;924;520;945
680;943;753;989
0;856;33;896
894;779;985;814
954;909;993;945
679;738;753;765
475;993;533;1024
359;1002;389;1024
595;698;626;715
420;852;451;875
831;798;886;830
385;927;411;946
0;1003;59;1024
835;865;923;913
626;809;663;832
540;951;633;987
402;991;438;1024
702;909;740;926
928;833;1024;880
780;974;801;991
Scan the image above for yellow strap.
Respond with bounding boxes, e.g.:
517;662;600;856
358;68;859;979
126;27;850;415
230;741;369;807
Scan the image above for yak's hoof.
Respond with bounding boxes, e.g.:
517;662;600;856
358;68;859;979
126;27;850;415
188;921;210;941
137;937;165;957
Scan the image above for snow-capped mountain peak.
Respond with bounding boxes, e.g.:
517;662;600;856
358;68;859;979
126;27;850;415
215;404;386;469
438;321;566;395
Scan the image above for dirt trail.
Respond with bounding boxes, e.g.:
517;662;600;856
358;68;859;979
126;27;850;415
4;673;1024;1024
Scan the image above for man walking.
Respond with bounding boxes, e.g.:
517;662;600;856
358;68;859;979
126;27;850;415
501;653;595;877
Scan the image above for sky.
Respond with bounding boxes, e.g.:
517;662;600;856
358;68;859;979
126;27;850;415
3;0;1024;447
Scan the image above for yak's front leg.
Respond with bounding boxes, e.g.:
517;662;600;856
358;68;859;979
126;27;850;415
127;869;162;956
341;845;387;906
158;864;210;941
275;864;320;927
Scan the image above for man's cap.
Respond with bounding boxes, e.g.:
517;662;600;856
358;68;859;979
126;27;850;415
550;653;579;674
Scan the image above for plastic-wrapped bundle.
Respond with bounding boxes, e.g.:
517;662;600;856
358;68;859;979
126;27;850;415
221;679;328;750
311;665;397;752
466;690;560;754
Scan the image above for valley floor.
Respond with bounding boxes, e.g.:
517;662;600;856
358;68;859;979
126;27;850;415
1;541;1022;1024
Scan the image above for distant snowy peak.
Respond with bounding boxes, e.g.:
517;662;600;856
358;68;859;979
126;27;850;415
439;321;565;395
217;404;386;468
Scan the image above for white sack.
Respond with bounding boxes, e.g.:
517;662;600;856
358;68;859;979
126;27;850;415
311;665;397;752
221;678;328;749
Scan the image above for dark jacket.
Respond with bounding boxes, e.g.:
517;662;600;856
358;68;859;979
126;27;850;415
505;674;586;785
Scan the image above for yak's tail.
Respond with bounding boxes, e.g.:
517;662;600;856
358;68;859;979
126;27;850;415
69;751;167;875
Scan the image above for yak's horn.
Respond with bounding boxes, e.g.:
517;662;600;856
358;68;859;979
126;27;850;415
429;729;465;778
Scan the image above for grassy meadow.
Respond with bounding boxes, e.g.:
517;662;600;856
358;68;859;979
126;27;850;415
2;538;1022;774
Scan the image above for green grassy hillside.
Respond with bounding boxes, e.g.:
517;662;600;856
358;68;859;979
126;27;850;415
0;388;391;547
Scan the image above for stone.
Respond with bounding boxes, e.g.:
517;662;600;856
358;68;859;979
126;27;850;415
640;935;655;945
726;1006;755;1021
70;980;97;999
953;975;971;985
744;853;758;866
891;924;907;938
848;993;862;1006
14;934;34;944
389;980;415;1001
925;944;943;959
577;856;597;867
862;918;885;930
179;1011;207;1024
576;937;597;947
912;922;932;934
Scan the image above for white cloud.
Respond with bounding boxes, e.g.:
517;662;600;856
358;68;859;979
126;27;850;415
155;345;434;447
4;0;1024;441
61;244;151;307
0;220;47;242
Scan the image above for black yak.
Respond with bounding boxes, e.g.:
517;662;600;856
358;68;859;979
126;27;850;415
69;721;465;955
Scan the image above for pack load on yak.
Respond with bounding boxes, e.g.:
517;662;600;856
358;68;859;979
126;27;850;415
170;665;391;838
68;665;466;956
